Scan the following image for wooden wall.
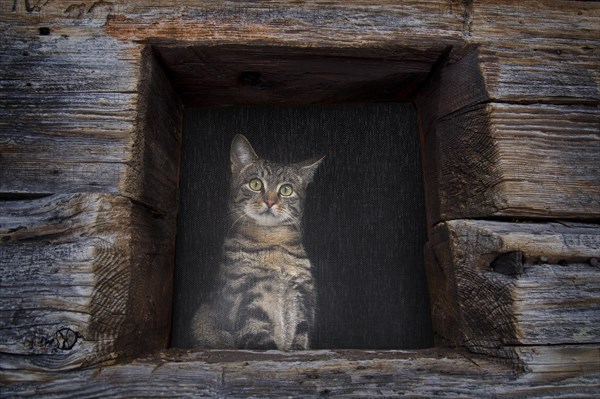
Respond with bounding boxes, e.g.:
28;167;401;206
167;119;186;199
1;0;598;396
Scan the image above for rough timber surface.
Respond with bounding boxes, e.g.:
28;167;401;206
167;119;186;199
2;349;600;397
426;220;600;373
433;102;599;221
0;34;138;198
416;48;600;224
2;0;598;222
0;194;175;372
153;44;452;107
105;0;600;104
0;0;599;395
470;4;600;103
0;22;182;216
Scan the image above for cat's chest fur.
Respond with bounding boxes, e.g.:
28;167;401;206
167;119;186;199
230;244;308;276
227;225;310;276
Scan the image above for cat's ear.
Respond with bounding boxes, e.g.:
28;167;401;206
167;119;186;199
231;134;259;175
297;155;325;183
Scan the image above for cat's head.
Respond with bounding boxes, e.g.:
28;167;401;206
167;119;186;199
229;134;324;228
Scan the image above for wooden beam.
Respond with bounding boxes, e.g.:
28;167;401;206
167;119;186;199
0;32;135;199
514;345;600;376
418;95;600;223
0;28;182;216
0;194;175;372
2;349;599;396
477;43;599;104
107;1;597;105
153;44;449;107
125;46;182;215
441;102;598;220
471;1;600;104
426;219;600;372
103;1;465;47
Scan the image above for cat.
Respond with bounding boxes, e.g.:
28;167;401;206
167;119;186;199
191;134;323;350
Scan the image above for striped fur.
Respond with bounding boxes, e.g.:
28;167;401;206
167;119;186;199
192;134;323;350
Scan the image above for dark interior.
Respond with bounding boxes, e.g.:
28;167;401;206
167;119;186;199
172;103;433;349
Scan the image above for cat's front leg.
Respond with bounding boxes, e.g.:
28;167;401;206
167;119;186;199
285;278;315;350
290;320;311;350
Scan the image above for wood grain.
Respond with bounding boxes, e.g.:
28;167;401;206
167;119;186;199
154;44;448;107
1;0;599;394
427;219;600;372
418;100;600;224
125;46;182;215
105;0;597;104
0;30;139;166
492;103;599;217
3;349;599;396
0;23;182;215
471;2;600;103
0;194;175;372
103;1;465;48
478;43;599;104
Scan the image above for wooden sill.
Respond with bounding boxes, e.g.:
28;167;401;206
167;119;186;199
3;348;599;397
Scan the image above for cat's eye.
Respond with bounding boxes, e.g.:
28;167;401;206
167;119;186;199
279;184;293;197
249;178;263;192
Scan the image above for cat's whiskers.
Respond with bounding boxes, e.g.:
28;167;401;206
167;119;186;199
227;211;250;235
278;208;304;236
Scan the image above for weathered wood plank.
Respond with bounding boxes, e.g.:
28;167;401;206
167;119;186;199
491;103;600;217
0;194;175;372
106;0;596;104
0;92;136;138
472;1;599;42
2;349;599;397
0;30;182;214
0;91;130;197
426;219;600;371
477;42;599;104
418;101;600;224
0;25;138;205
124;46;182;215
0;34;138;94
416;47;484;226
514;345;600;376
103;1;465;47
153;44;450;107
471;1;600;103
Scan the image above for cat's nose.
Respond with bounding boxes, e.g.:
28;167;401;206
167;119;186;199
264;192;277;208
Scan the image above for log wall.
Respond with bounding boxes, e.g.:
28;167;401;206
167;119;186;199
1;0;598;396
1;194;175;372
426;220;600;373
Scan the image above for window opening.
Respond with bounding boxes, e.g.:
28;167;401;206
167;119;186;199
172;103;432;349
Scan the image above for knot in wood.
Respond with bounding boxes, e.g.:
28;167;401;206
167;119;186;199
53;328;81;350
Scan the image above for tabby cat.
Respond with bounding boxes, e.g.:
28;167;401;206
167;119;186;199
191;134;323;350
